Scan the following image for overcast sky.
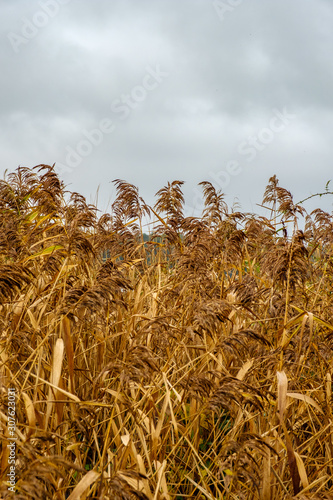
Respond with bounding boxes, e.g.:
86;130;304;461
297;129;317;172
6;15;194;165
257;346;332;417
1;0;333;219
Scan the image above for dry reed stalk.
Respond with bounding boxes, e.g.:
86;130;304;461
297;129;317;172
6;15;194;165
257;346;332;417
277;370;301;495
44;338;64;431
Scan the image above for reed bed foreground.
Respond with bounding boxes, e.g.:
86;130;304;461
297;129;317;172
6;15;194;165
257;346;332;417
1;165;333;499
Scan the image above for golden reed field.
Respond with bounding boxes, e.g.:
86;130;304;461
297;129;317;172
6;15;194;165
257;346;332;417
1;165;333;499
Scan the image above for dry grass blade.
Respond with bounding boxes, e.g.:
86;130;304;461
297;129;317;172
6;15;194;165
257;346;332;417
294;452;309;489
277;370;288;420
44;338;65;430
62;316;75;392
67;470;100;500
236;359;254;380
21;392;36;439
153;460;170;500
286;392;324;414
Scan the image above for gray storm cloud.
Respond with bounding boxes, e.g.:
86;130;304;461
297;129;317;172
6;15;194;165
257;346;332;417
1;0;333;216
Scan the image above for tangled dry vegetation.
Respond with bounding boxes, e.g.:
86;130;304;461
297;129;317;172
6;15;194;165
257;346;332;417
1;165;333;499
